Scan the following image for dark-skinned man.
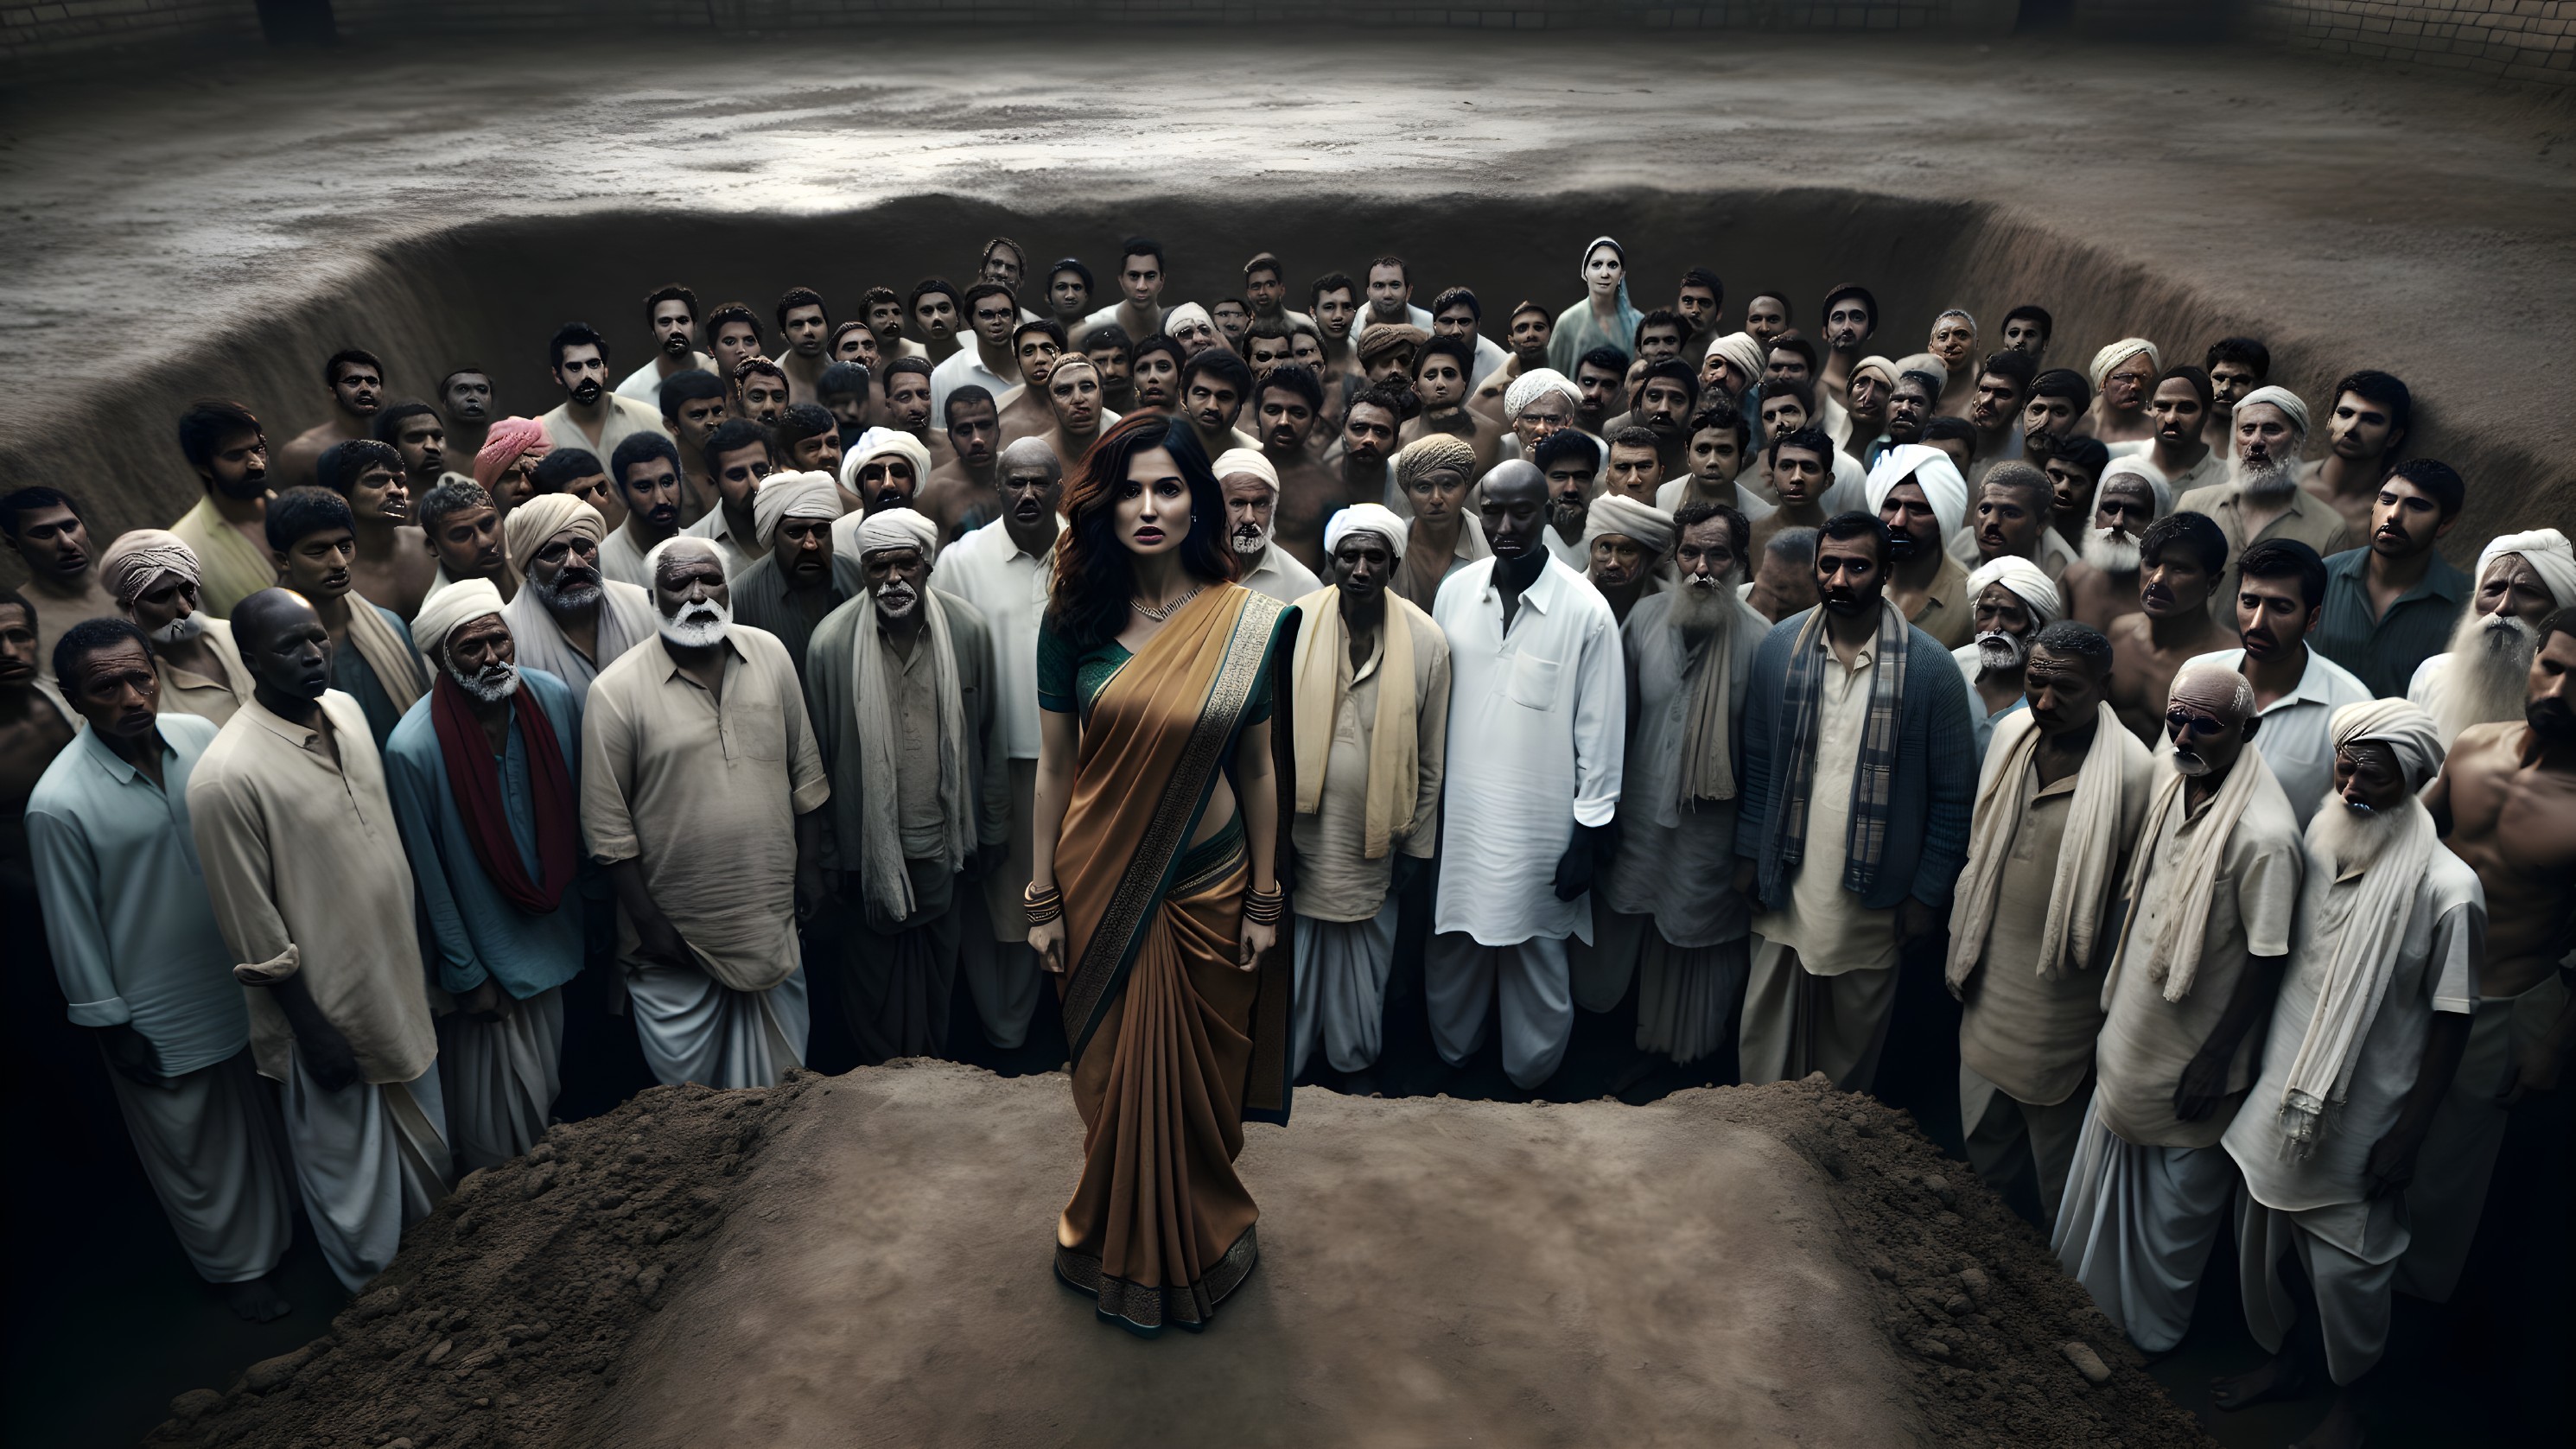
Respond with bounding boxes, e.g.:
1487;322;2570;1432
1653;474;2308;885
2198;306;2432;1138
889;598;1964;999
597;434;687;592
275;349;389;493
169;401;279;618
97;531;255;724
2312;458;2469;698
417;478;516;609
680;417;776;579
920;386;1003;538
500;494;656;709
2057;459;2168;634
1864;444;1975;649
2181;538;2371;829
266;486;429;747
728;473;855;686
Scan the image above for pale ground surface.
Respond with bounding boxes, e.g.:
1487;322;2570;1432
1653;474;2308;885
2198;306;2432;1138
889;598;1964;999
595;1061;1913;1448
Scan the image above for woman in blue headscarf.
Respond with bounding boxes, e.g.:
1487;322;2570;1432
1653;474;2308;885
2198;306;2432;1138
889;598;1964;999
1547;235;1644;378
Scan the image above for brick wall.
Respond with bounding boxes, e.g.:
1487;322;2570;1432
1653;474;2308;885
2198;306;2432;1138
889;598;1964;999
2237;0;2574;86
0;0;254;63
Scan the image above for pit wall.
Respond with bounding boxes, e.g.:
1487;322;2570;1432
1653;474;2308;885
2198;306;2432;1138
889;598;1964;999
6;1;2572;88
13;189;2554;566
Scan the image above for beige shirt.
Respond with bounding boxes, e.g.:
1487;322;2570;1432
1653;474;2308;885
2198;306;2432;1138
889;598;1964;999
537;394;670;473
188;690;437;1085
681;503;765;581
155;616;254;727
581;627;830;993
597;522;660;591
1907;553;1975;650
1290;607;1451;923
2091;775;2305;1148
886;631;948;858
1751;636;1899;976
24;576;119;685
168;495;278;620
2172;480;2356;624
1958;772;2109;1106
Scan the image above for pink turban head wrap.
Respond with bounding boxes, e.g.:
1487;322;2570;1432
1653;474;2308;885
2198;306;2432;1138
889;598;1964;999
474;417;550;493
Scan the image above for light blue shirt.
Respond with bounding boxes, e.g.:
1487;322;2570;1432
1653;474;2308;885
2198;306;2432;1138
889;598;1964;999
26;715;250;1075
383;668;588;1000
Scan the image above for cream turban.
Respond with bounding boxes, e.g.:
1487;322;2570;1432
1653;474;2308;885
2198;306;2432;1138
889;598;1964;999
98;530;200;609
1162;302;1214;337
840;427;936;497
503;493;604;569
1865;442;1969;541
1325;503;1409;557
2088;338;2160;391
1892;353;1948;393
2094;455;2173;522
1581;493;1678;555
2331;698;2446;791
1702;332;1765;389
410;578;506;658
1357;322;1428;364
2234;384;2310;435
1393;433;1477;489
2476;528;2576;607
1966;556;2063;627
1504;368;1582;420
751;470;843;549
1212;448;1278;493
852;505;939;560
1850;355;1899;391
474;416;550;492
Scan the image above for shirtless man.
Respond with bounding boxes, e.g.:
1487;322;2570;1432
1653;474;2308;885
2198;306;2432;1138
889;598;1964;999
2300;370;2411;538
275;350;387;492
1035;356;1116;480
993;320;1068;442
921;388;1002;537
1309;271;1362;378
880;357;955;471
1747;427;1835;556
0;487;118;682
0;591;78;886
1816;283;1876;399
2107;512;2234;743
773;287;833;404
313;439;435;620
2084;340;2159;447
1277;381;1398;573
1472;301;1555;423
862;287;925;363
2056;461;2162;632
1084;238;1167;349
1250;365;1338;555
1401;335;1503;470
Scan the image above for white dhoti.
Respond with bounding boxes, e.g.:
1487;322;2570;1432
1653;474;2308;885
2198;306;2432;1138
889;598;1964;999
1962;1061;2094;1223
1635;930;1747;1066
2236;1191;2408;1386
436;986;566;1173
2051;1102;2240;1353
2398;974;2565;1302
282;1052;452;1293
105;1047;295;1285
1738;939;1899;1091
1568;907;1652;1015
959;759;1046;1051
1426;931;1574;1089
1293;899;1399;1076
625;960;808;1090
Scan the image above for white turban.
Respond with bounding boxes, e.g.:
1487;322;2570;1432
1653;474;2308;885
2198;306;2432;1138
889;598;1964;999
1162;302;1213;337
853;505;939;561
2330;698;2446;791
2088;338;2160;391
1212;448;1278;494
751;470;843;549
1864;442;1969;542
1892;353;1948;394
1324;503;1409;557
1966;556;2063;628
1504;367;1582;421
1581;494;1678;555
840;427;935;497
1702;332;1765;389
502;493;604;571
1849;354;1900;391
2094;455;2172;522
98;530;200;609
2475;528;2576;608
410;578;506;658
2235;384;2309;436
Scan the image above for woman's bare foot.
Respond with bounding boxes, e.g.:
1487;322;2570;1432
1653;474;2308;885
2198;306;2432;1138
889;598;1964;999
220;1274;292;1323
2209;1352;2306;1412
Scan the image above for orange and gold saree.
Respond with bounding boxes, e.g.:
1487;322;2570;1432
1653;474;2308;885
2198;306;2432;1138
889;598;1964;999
1047;582;1299;1335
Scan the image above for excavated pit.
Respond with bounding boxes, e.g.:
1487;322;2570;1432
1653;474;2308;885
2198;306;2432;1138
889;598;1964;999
143;1064;2212;1449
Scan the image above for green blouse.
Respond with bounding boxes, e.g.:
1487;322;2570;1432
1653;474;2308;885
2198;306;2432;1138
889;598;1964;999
1036;620;1275;728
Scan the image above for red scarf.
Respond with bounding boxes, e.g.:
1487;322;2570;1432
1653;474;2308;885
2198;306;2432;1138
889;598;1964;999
431;671;580;915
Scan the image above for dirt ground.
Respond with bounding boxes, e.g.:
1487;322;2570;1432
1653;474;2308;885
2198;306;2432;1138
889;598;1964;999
143;1063;2210;1449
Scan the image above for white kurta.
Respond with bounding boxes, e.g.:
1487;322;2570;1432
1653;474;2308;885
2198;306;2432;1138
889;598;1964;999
1431;555;1625;946
936;518;1055;761
929;346;1015;419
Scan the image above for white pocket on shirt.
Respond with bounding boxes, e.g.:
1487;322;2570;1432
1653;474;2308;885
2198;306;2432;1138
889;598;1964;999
730;699;787;761
1505;652;1562;710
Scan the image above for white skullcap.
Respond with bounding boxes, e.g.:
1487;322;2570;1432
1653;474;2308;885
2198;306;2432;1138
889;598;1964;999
410;578;506;657
2088;338;2159;391
1849;354;1900;390
2331;698;2446;791
1966;556;2063;627
99;530;200;609
1865;442;1969;542
1212;448;1278;493
1703;332;1766;388
2476;528;2576;607
1581;493;1677;555
1892;353;1949;392
853;505;939;560
840;427;935;496
2094;456;2172;522
1162;302;1214;336
1504;368;1582;420
1325;503;1409;557
751;470;843;550
2234;384;2309;435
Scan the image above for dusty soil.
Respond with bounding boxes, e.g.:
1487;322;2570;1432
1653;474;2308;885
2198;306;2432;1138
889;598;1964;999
145;1063;2210;1449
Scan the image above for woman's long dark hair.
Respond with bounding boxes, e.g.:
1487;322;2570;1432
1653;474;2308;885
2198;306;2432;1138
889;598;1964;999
1046;410;1237;649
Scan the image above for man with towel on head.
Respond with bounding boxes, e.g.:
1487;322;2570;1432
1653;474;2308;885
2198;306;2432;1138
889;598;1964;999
1953;556;2059;763
1388;437;1490;614
2212;701;2479;1449
1946;620;2156;1225
99;530;255;724
805;507;1008;1064
1581;493;1675;625
1214;448;1323;604
831;427;937;560
1866;443;1975;649
2086;339;2160;447
1499;367;1594;469
1288;504;1450;1084
472;416;550;523
2055;661;2304;1358
1587;499;1770;1066
2177;384;2354;622
728;471;855;684
500;493;658;709
2409;528;2575;743
189;587;449;1293
582;536;829;1089
385;580;587;1173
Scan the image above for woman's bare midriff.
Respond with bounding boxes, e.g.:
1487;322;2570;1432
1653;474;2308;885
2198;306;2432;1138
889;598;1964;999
1191;774;1236;848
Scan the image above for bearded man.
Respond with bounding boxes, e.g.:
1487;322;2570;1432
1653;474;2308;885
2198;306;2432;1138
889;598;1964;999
2057;459;2169;633
499;493;658;709
1214;448;1323;604
2408;529;2575;743
2176;384;2355;622
1581;493;1674;625
728;472;856;683
1951;557;2060;763
99;531;256;724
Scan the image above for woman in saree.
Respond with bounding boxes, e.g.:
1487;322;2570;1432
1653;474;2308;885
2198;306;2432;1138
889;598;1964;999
1547;234;1645;378
1026;410;1301;1337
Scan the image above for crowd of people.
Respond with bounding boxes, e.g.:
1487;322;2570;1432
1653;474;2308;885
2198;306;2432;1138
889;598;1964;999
1;230;2568;1420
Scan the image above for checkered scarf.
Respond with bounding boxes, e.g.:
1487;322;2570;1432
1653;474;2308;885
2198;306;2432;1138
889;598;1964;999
1759;599;1911;906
